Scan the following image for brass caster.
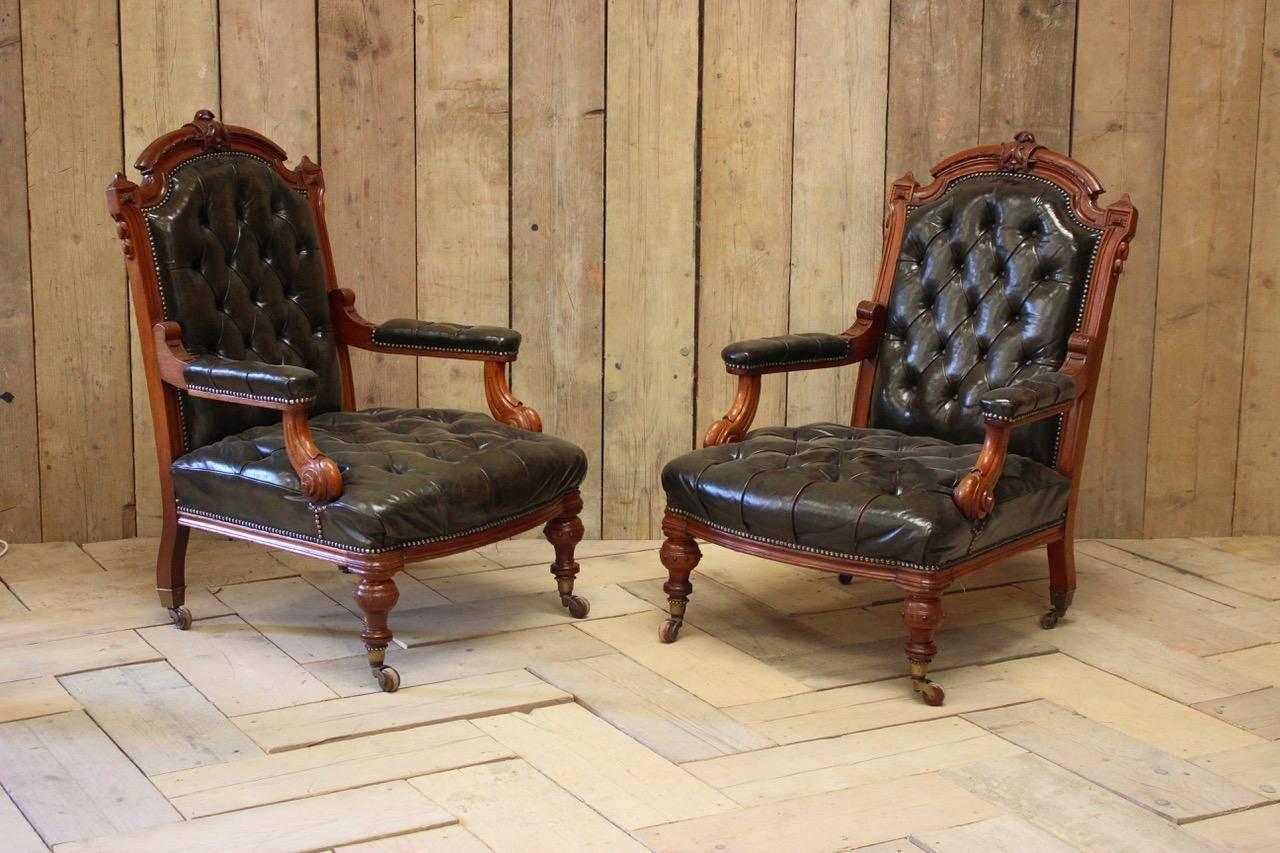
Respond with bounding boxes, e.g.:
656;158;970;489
658;618;682;643
338;565;354;574
913;678;945;706
169;606;192;631
1040;609;1062;630
374;665;400;693
838;574;853;585
562;594;590;619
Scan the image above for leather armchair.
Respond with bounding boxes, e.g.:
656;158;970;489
108;111;589;693
656;132;1137;707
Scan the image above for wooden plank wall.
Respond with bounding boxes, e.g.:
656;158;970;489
1;0;1275;544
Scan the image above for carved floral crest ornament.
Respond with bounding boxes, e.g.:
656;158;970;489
997;130;1043;172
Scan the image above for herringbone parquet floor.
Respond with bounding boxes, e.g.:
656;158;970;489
0;535;1277;851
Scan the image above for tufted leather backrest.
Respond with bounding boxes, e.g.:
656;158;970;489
142;152;342;450
867;173;1102;465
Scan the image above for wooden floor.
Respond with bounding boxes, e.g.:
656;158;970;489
0;535;1278;852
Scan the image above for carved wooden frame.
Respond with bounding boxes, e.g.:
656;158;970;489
665;132;1137;703
106;111;584;687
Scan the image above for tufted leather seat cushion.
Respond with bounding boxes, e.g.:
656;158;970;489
171;408;588;553
662;424;1069;570
869;174;1101;465
143;152;342;450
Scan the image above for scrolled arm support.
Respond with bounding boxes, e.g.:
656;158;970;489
952;333;1094;520
704;375;761;446
483;361;543;432
151;322;344;505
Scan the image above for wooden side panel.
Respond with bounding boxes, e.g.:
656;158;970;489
0;0;39;542
696;1;796;432
511;0;606;535
602;0;699;537
416;0;509;413
219;0;318;160
1145;0;1265;537
23;0;132;542
319;0;417;410
787;0;889;426
1071;0;1172;538
1234;0;1280;534
885;0;982;180
120;0;219;537
978;0;1078;151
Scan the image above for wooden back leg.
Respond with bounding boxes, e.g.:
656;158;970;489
1042;534;1077;628
157;511;191;629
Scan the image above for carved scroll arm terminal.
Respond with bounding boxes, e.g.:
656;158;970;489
704;301;886;446
152;322;343;504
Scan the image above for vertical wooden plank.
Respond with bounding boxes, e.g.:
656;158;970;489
220;0;318;159
696;0;796;432
511;0;606;535
23;0;132;542
120;0;219;537
1234;0;1280;534
0;0;39;542
1070;0;1172;538
319;0;417;410
979;0;1079;151
884;0;982;180
1145;0;1265;537
416;0;509;413
602;0;699;537
787;0;889;426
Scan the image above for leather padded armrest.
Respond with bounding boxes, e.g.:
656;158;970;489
371;318;521;358
721;332;852;372
979;372;1077;423
182;356;320;405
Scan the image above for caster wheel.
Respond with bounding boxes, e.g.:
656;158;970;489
838;574;853;585
1040;610;1061;630
563;595;591;619
375;666;400;693
915;680;945;706
169;607;192;631
658;619;682;644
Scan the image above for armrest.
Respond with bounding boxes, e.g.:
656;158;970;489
979;372;1076;422
182;356;320;405
371;318;521;359
722;333;852;374
704;301;885;445
327;289;542;431
152;322;343;505
953;334;1092;520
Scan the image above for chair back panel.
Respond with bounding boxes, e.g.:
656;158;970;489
867;172;1102;465
142;152;343;449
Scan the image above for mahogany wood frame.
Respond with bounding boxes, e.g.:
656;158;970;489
106;111;585;690
660;132;1137;704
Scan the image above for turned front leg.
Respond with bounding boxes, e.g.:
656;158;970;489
901;591;945;706
658;515;701;643
544;492;590;618
352;570;401;692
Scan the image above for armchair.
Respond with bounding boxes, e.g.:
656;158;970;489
107;111;590;692
657;132;1136;705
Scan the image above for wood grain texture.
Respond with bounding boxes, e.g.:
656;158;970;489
602;0;699;537
219;0;317;159
1072;0;1172;538
910;815;1077;853
787;0;889;426
1234;0;1280;535
22;0;132;542
978;0;1078;150
511;0;606;535
0;676;79;723
319;0;417;410
0;711;180;847
1145;0;1266;536
119;0;219;538
0;787;44;853
885;0;982;179
0;0;39;543
0;629;159;684
696;0;796;433
1187;803;1280;852
416;0;509;413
